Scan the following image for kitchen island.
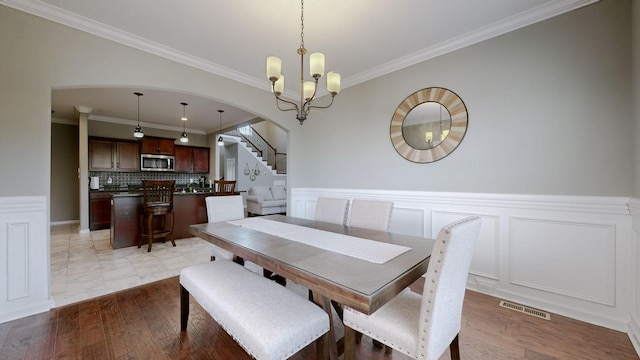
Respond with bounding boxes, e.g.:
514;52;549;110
110;190;227;249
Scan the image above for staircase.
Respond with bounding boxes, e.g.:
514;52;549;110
224;126;286;174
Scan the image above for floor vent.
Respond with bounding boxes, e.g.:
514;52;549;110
499;300;550;320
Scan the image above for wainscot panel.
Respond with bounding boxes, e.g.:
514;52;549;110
291;188;633;332
0;196;52;323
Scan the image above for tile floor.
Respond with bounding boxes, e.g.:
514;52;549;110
50;223;211;307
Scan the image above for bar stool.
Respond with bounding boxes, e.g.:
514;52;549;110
214;180;236;194
139;180;175;252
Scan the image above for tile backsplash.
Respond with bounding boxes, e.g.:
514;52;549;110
89;171;208;188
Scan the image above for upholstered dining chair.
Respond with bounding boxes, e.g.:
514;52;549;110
348;199;393;231
204;195;264;275
343;216;482;360
139;180;176;252
205;195;244;261
315;197;350;225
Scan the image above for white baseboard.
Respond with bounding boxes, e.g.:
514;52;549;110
50;219;79;226
628;313;640;356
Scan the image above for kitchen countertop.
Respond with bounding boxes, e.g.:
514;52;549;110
111;189;220;197
91;185;220;196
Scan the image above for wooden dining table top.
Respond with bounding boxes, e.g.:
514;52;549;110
189;214;435;315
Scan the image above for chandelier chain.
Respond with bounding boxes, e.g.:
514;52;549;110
300;0;304;49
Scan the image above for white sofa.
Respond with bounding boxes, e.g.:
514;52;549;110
246;185;287;215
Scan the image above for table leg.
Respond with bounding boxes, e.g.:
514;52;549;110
312;293;339;360
344;325;356;360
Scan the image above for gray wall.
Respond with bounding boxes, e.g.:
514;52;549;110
51;122;79;222
633;0;640;197
252;121;287;154
0;0;634;204
290;0;632;196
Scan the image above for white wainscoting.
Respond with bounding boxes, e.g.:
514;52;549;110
0;196;52;323
626;198;640;355
291;188;634;332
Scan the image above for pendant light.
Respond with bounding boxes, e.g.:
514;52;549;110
179;102;189;143
133;92;144;138
217;110;224;146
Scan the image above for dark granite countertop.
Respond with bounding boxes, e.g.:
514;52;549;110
92;184;217;197
111;189;217;198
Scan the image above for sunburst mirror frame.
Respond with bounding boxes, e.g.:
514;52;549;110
390;87;468;163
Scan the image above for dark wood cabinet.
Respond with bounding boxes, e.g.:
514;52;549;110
174;145;192;173
90;192;113;230
89;139;114;171
193;147;209;173
175;145;209;173
89;138;139;171
141;136;175;155
116;141;139;171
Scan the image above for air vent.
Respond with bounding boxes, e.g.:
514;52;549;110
499;300;550;320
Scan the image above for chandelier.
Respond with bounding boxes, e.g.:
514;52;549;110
266;0;340;125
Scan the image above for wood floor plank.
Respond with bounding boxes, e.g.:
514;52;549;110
0;276;637;360
99;295;135;359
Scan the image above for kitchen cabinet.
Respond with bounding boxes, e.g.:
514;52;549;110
141;136;175;155
90;192;113;230
88;139;114;171
116;141;139;171
193;147;209;172
175;145;209;173
89;138;139;171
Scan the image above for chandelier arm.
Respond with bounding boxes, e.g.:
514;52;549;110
307;95;336;110
274;95;300;112
271;81;300;112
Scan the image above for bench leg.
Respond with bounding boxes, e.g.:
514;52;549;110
450;334;460;360
180;285;189;331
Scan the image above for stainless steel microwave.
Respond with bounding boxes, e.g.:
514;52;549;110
140;154;175;172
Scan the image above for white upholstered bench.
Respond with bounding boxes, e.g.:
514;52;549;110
180;261;330;360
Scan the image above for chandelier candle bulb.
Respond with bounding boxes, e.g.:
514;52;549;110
441;129;450;141
327;71;341;94
310;53;325;78
274;75;285;95
266;56;282;81
303;81;315;100
425;131;433;142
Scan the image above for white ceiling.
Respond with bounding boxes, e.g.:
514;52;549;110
2;0;597;133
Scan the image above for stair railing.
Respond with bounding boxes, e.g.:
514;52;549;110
224;126;285;173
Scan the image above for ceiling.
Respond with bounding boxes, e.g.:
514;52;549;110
2;0;597;133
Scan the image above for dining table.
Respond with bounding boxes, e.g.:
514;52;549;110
189;214;435;360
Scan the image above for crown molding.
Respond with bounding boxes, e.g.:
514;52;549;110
88;114;206;135
2;0;598;92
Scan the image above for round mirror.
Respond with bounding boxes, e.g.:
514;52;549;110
390;87;468;163
402;102;451;150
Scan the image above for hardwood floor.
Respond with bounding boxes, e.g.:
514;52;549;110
0;276;636;359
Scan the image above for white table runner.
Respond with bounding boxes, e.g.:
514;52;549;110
227;217;410;264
